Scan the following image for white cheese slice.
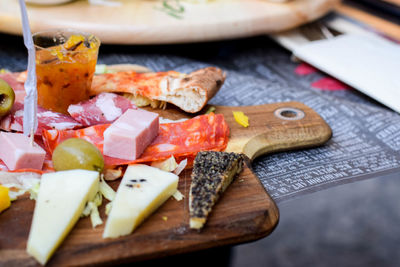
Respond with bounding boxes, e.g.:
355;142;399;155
26;170;100;265
103;164;178;238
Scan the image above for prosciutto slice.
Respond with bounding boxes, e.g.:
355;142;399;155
67;93;137;127
42;113;229;167
0;102;82;135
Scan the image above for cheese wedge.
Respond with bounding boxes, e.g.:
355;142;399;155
189;151;244;230
27;170;99;265
103;164;178;238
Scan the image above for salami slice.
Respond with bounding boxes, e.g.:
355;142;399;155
67;93;137;126
0;102;82;135
42;113;229;167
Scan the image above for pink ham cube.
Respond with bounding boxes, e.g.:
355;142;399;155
103;109;159;160
0;132;46;171
126;109;160;145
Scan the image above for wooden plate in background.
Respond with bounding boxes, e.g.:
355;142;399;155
0;0;340;44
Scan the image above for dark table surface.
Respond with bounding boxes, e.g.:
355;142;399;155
1;32;400;267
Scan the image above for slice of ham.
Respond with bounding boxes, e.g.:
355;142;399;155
0;102;82;135
42;113;229;167
67;92;137;127
0;132;46;171
0;137;54;174
103;109;159;160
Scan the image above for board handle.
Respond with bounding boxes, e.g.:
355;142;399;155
244;102;332;160
223;102;332;161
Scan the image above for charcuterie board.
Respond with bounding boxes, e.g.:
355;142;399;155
0;101;332;266
0;0;340;44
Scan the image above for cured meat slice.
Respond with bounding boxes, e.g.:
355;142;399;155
137;113;229;163
42;113;229;167
31;107;82;134
67;93;137;126
0;102;24;132
0;103;82;135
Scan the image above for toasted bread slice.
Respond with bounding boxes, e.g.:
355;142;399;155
189;151;244;230
90;67;225;113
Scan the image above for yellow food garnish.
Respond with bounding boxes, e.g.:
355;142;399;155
0;185;11;213
50;49;65;61
48;35;86;62
233;111;249;128
64;35;85;50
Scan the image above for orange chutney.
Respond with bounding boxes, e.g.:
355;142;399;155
35;34;100;114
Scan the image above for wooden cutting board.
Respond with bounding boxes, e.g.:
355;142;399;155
0;101;332;266
0;0;340;44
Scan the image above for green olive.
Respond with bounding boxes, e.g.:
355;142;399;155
0;78;15;117
52;138;104;173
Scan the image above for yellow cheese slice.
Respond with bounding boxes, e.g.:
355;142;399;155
26;170;99;265
103;164;178;238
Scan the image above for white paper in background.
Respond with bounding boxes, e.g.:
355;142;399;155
18;0;38;136
293;34;400;114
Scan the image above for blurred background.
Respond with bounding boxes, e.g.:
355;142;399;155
232;173;400;267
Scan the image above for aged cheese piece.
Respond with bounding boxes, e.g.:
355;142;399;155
189;151;244;230
103;109;159;160
103;164;178;238
27;170;99;265
0;132;46;171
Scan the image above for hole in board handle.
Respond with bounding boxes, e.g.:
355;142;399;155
274;107;305;121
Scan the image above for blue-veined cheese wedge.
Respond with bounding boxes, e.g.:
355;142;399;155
26;170;99;265
103;164;178;238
